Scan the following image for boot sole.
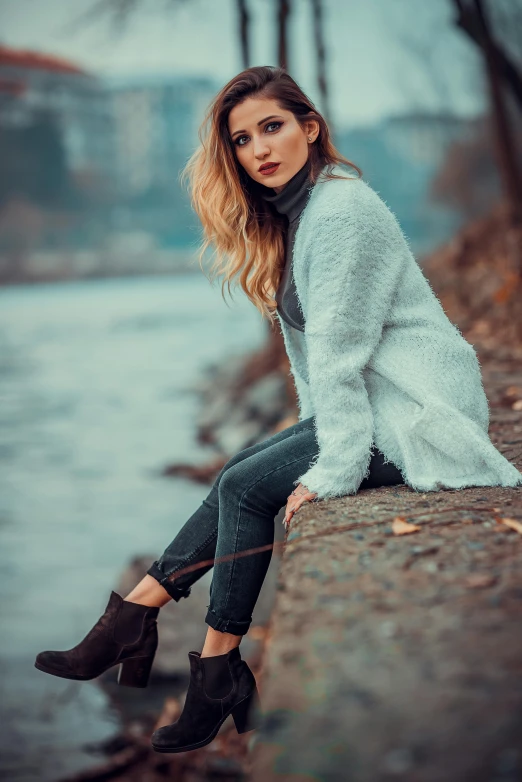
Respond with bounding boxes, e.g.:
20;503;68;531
34;656;153;687
34;661;94;681
151;690;261;753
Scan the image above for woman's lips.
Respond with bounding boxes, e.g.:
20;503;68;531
259;163;280;175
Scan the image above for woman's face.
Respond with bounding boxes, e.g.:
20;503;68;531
228;96;318;194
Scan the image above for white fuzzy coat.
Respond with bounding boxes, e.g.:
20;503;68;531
276;163;522;500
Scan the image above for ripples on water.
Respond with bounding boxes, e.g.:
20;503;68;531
0;273;264;781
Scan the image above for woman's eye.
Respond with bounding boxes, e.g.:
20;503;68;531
235;121;282;146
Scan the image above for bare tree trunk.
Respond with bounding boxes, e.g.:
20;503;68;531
277;0;291;70
454;0;522;114
476;0;522;224
453;0;522;225
452;0;522;338
310;0;333;135
236;0;251;69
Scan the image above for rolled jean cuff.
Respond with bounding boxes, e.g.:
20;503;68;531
205;607;252;636
147;562;192;602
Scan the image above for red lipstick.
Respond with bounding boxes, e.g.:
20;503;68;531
258;163;280;175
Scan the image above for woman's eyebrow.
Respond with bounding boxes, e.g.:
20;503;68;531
231;115;283;138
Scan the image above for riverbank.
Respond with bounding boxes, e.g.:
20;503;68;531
56;201;522;780
249;202;522;779
59;339;522;782
251;349;522;781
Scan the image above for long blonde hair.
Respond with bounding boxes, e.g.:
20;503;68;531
180;65;362;326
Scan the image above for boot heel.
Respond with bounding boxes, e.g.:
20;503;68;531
231;686;262;734
118;655;154;688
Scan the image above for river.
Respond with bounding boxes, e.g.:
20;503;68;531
0;272;264;781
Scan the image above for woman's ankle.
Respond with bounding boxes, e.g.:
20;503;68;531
124;575;172;608
200;627;242;657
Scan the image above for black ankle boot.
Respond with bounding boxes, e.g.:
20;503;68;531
151;646;262;753
34;591;159;688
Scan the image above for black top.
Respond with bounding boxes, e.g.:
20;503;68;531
260;157;315;332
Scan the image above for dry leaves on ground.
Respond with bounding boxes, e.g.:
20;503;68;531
392;517;422;535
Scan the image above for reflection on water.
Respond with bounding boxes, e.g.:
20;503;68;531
0;274;264;781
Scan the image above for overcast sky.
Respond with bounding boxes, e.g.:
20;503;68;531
0;0;484;129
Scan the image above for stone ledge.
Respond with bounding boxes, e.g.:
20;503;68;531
250;365;522;780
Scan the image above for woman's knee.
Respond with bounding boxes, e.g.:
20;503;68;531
212;426;297;489
212;445;255;488
217;458;251;498
214;423;318;508
217;459;284;517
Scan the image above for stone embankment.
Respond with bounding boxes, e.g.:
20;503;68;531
247;201;522;779
62;203;522;780
250;351;522;781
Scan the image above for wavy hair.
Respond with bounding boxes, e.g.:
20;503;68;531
180;65;363;326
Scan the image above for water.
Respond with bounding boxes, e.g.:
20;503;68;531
0;273;265;781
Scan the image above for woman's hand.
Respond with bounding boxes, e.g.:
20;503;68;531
283;483;318;531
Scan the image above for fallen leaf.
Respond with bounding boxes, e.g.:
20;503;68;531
392;517;421;535
498;517;522;534
465;573;498;588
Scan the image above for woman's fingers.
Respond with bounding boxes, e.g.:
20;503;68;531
283;490;318;528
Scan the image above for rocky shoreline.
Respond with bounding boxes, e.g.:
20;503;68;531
60;202;522;780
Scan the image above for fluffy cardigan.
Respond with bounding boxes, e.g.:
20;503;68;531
276;163;522;500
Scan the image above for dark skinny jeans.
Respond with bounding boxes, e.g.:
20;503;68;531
147;416;404;636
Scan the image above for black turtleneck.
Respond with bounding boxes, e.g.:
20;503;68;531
260;157;315;332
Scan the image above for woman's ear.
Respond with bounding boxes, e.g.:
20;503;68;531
306;119;320;141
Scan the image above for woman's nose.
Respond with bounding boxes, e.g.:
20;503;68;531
253;139;270;157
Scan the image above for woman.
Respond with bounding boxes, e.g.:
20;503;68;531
34;66;522;753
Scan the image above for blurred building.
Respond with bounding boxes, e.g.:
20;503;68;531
104;74;217;247
336;112;479;257
0;45;114;189
106;73;215;197
0;48;219;279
